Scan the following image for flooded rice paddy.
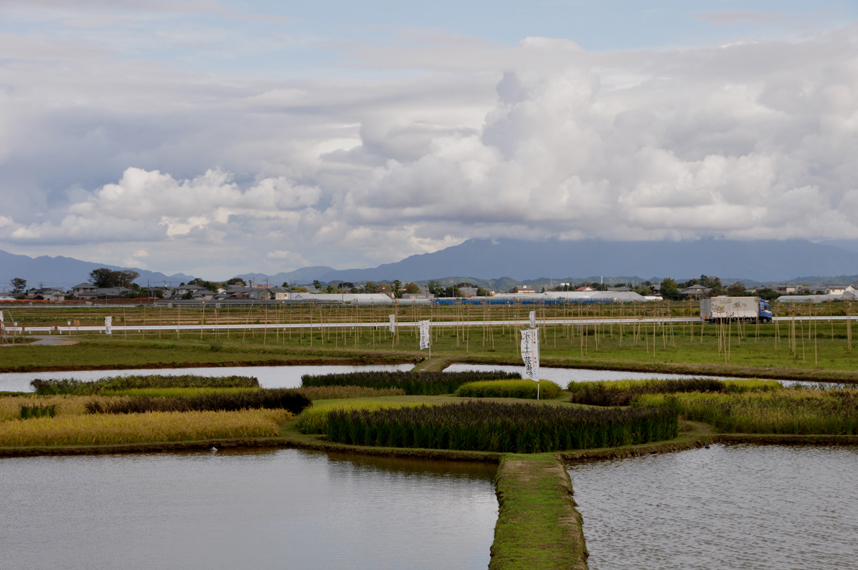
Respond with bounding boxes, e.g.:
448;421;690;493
0;364;414;393
568;444;858;570
0;448;497;570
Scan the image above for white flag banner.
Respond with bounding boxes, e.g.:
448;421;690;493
389;314;396;334
105;316;113;335
520;328;540;381
529;311;536;328
418;320;431;350
0;310;4;324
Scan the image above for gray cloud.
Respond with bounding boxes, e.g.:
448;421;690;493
1;20;858;277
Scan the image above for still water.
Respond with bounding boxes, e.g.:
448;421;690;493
445;363;741;384
0;364;414;393
568;445;858;570
0;449;497;570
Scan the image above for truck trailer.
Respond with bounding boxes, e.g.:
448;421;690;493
700;296;772;323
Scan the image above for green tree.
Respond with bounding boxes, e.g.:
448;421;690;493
660;278;681;301
404;282;420;294
364;281;378;293
391;280;402;298
282;282;289;288
227;277;246;286
89;268;115;288
11;278;26;294
476;287;491;296
426;280;443;296
726;282;747;296
313;280;322;291
114;270;139;288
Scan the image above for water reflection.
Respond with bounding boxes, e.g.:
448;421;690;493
0;448;497;570
568;445;858;570
0;364;414;393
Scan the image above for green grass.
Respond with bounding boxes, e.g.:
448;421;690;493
455;379;564;399
490;455;588;570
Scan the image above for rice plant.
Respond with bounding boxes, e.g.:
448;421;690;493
85;388;311;415
31;375;260;395
0;409;291;447
325;401;678;453
301;370;521;395
294;386;406;400
297;401;430;434
567;378;780;406
454;379;564;399
634;389;858;435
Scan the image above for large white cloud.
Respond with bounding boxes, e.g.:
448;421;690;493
1;18;858;277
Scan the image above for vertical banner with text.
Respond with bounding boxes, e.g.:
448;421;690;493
105;316;113;335
520;328;539;381
389;314;396;334
529;310;536;328
418;320;431;350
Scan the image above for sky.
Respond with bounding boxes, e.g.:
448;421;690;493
1;0;858;279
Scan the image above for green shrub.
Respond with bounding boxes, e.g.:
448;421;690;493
455;379;563;399
325;401;678;453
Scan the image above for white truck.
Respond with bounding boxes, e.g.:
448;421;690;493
700;296;772;323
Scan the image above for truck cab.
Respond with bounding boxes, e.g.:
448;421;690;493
759;300;772;323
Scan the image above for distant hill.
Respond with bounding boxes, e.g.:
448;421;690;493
315;239;858;284
235;266;337;286
0;249;194;291
4;238;858;292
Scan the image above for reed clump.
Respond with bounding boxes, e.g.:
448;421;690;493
301;370;521;396
85;388;311;415
294;386;406;400
325;401;678;453
635;389;858;434
20;404;57;420
0;409;292;447
567;378;780;406
32;375;260;395
454;379;564;400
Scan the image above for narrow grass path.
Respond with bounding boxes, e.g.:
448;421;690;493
491;454;588;570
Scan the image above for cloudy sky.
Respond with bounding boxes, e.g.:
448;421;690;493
2;1;857;279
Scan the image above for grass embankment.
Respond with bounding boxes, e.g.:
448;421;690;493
455;379;564;399
636;389;858;434
567;378;780;406
490;454;588;570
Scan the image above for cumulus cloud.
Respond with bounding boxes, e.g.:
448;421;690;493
1;15;858;276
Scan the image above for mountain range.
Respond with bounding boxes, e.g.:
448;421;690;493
0;249;194;291
4;238;858;291
256;239;858;285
